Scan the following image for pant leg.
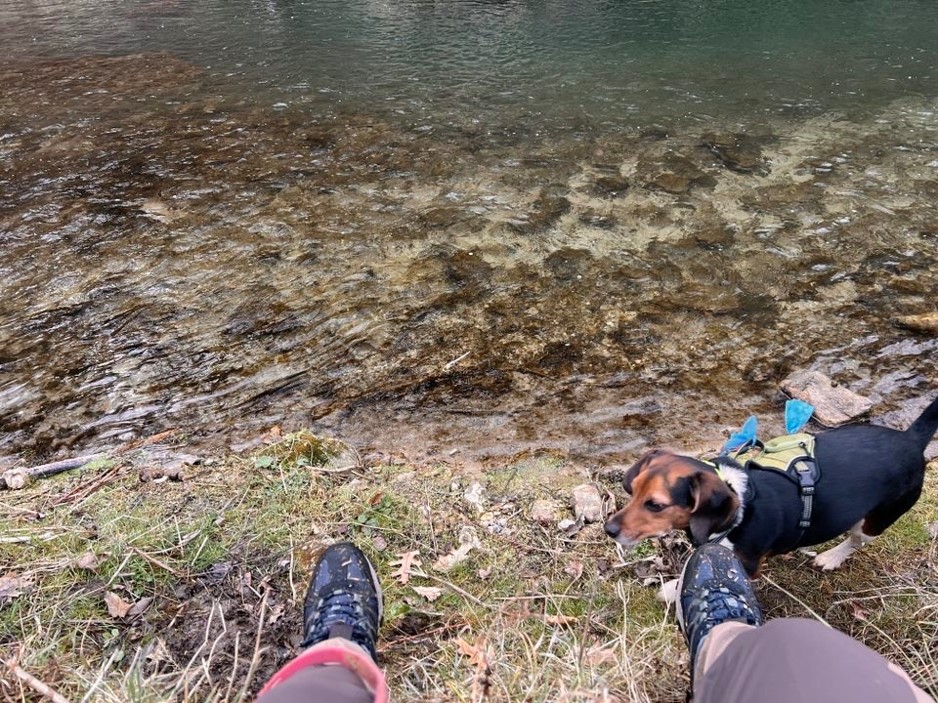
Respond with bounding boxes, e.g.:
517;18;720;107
694;618;934;703
256;665;373;703
256;638;389;703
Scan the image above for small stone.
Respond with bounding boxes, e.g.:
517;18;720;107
531;499;557;524
463;481;486;513
1;469;31;490
780;370;874;426
571;483;605;523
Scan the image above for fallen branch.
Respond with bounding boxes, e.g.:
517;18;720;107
1;428;181;491
1;454;105;490
5;658;73;703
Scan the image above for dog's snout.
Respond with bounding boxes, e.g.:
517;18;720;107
604;519;621;538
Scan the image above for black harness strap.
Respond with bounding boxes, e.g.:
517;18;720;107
791;457;816;530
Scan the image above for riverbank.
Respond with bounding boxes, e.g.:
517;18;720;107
2;429;936;702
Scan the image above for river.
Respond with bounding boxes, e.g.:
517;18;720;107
2;0;937;465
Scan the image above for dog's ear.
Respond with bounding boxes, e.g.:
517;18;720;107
623;449;663;495
687;471;738;546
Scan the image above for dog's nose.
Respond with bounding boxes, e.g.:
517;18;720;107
604;519;620;538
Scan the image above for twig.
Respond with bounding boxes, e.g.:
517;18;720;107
224;631;242;702
414;570;488;609
762;575;832;627
311;464;359;473
51;466;123;508
236;587;270;702
443;351;471;371
5;659;73;703
0;531;64;544
130;546;185;578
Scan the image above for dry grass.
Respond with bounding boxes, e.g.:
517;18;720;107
1;434;936;702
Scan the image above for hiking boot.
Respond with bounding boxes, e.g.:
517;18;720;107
676;543;763;673
301;542;383;662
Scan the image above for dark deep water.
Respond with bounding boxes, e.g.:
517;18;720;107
2;0;937;465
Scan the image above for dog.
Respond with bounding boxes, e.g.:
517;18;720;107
604;394;938;579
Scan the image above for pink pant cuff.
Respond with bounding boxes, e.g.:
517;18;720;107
257;641;389;703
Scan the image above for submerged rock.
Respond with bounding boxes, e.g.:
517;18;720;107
591;175;630;198
895;312;938;335
507;184;571;233
637;152;715;194
701;131;770;175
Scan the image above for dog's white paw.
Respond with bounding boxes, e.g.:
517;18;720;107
797;547;818;558
813;548;849;571
657;578;680;605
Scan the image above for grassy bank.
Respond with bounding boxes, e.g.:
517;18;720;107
2;432;936;702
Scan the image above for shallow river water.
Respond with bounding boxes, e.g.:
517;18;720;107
2;0;937;465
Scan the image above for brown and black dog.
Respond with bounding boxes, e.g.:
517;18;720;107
604;394;938;578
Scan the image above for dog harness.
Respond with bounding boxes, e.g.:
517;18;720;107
702;433;820;544
732;432;820;531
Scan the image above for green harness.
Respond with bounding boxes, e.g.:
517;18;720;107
730;432;820;530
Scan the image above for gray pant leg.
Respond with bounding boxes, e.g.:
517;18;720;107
696;618;933;703
256;664;375;703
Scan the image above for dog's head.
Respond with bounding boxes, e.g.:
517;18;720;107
603;449;740;547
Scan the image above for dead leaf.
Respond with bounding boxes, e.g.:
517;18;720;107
0;574;30;601
127;596;154;618
266;602;286;626
432;543;475;573
584;645;618;666
477;565;493;579
75;552;99;571
454;635;491;700
413;585;444;602
563;559;584;580
390;550;422;585
454;636;488;669
544;614;578;627
105;591;132;618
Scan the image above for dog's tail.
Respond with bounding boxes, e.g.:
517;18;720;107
907;394;938;453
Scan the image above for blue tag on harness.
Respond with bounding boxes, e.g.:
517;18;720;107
784;399;814;434
722;415;758;454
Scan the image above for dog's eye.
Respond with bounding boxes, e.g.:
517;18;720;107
645;500;666;513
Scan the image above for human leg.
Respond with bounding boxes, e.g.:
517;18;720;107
694;618;933;703
256;542;389;703
677;543;933;703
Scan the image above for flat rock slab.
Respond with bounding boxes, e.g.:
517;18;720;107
781;370;874;427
